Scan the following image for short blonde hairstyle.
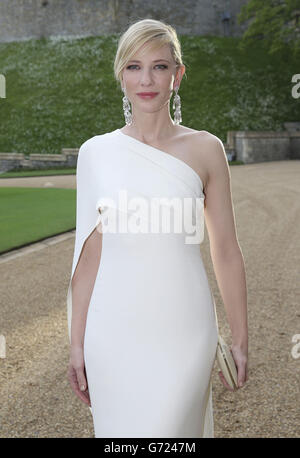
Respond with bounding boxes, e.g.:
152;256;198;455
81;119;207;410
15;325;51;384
113;18;185;88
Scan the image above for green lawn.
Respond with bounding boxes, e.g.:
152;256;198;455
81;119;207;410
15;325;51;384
0;187;76;253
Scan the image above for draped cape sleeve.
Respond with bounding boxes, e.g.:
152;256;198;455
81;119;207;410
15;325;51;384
66;139;101;343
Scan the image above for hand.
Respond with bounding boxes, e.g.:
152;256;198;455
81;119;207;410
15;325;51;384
67;345;91;407
218;342;248;392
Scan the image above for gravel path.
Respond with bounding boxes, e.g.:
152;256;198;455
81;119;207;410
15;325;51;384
0;160;299;438
0;174;76;188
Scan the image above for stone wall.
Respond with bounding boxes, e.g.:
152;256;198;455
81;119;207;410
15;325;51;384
1;128;299;173
0;0;249;43
0;149;78;173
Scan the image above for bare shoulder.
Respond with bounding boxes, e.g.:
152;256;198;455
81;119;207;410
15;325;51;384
176;127;227;190
190;130;229;186
190;129;225;153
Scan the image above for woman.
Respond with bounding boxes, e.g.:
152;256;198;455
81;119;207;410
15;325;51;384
67;18;248;438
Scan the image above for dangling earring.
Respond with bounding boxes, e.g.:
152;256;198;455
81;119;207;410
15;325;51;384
172;86;182;125
122;87;133;126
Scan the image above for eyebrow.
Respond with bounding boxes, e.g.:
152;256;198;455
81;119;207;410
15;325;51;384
127;59;170;63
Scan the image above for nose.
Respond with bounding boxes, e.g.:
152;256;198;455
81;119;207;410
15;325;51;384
139;68;154;86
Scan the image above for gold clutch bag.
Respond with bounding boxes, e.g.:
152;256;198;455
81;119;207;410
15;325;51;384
216;334;238;390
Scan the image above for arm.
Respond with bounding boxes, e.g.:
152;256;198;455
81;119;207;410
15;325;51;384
68;223;102;406
201;133;248;387
67;140;103;405
71;224;102;348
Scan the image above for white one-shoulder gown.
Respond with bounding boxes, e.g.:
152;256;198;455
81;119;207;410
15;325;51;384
67;129;219;438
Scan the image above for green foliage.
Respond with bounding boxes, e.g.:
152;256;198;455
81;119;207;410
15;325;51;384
0;34;298;155
237;0;300;60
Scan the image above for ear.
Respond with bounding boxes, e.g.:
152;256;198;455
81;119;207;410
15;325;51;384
179;64;186;80
175;64;185;87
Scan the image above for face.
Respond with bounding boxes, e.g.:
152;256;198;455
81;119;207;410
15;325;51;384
121;42;185;112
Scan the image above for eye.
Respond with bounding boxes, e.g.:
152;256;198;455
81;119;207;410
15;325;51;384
126;64;168;70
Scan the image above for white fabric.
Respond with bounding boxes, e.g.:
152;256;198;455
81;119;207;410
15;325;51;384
67;129;219;438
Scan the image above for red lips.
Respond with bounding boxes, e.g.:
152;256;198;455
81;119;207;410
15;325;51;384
136;92;158;96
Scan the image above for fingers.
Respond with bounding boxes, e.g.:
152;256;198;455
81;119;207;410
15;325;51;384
218;354;248;391
237;361;248;388
218;371;235;392
76;367;87;393
77;388;91;406
75;367;91;406
229;344;248;388
67;364;91;407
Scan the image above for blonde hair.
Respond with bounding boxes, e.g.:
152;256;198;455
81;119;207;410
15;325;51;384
113;18;185;88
